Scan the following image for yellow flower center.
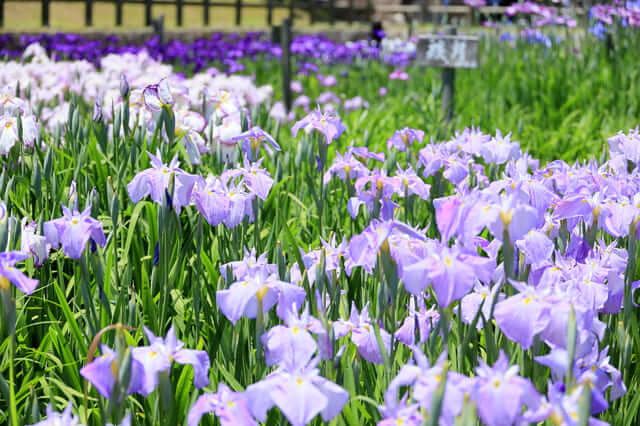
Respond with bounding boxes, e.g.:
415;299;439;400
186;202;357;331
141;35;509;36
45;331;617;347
492;378;501;388
295;377;304;386
523;296;534;305
71;218;80;225
0;275;10;290
148;350;158;359
110;360;119;378
227;400;236;408
291;326;301;335
256;285;269;301
4;121;12;129
499;209;513;226
549;411;564;425
443;255;453;267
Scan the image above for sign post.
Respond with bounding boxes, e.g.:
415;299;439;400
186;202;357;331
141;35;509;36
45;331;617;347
416;28;478;122
280;18;293;112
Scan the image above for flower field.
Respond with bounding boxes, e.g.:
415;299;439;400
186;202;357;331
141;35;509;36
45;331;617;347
2;7;640;426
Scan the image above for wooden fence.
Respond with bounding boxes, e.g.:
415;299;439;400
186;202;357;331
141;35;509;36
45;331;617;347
0;0;373;28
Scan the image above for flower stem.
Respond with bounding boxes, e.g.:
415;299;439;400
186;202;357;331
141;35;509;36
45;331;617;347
9;333;18;426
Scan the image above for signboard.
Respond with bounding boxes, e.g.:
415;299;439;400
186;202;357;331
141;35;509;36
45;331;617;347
416;35;479;69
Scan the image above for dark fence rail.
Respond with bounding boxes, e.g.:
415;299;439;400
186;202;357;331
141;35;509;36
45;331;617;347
0;0;373;28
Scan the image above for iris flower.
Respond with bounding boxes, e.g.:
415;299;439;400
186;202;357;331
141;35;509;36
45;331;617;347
127;151;198;213
334;303;390;364
44;206;106;259
132;326;210;395
0;251;39;295
245;356;348;426
291;108;345;145
188;383;257;426
216;270;306;324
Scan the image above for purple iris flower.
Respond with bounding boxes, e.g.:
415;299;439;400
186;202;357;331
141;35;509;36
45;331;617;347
471;351;542;426
216;269;306;324
230;126;281;161
384;350;471;425
127;151;198;213
347;219;425;275
537;344;626;404
143;78;175;112
333;303;390;364
545;383;610;426
395;297;440;346
20;219;50;266
608;127;640;166
487;194;540;243
387;127;424;152
348;169;401;219
479;130;521;165
348;146;386;163
602;198;639;238
175;110;208;165
516;229;555;270
401;242;493;307
220;248;277;282
132;326;210;395
80;345;144;398
191;171;255;229
262;306;326;367
493;281;551;349
377;400;422;426
28;404;82;426
290;237;348;287
395;166;431;199
291;108;345;145
553;192;609;230
237;158;275;201
0;251;39;295
323;150;369;185
44;206;106;260
188;383;257;426
244;356;348;426
344;96;368;111
460;282;504;328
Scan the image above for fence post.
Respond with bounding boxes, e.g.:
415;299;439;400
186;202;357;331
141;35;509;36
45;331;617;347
329;0;335;26
267;0;273;26
203;0;210;25
441;27;456;122
145;0;152;26
42;0;50;27
280;18;293;112
235;0;242;26
85;0;93;26
152;15;165;45
348;0;354;24
288;0;294;21
115;0;123;26
0;0;4;28
176;0;183;26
